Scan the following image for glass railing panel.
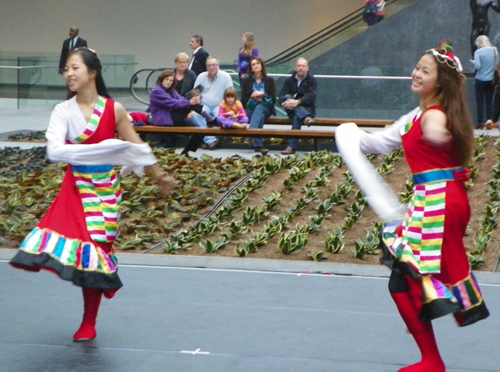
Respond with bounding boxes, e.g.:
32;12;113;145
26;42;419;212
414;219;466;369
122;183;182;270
0;53;136;109
129;67;478;122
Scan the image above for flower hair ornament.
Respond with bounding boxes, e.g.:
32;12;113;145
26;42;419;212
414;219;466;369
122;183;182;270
426;46;459;71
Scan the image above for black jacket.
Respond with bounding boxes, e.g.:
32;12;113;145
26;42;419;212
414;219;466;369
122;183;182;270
59;37;88;71
279;72;317;117
241;75;277;116
173;68;198;97
189;48;209;76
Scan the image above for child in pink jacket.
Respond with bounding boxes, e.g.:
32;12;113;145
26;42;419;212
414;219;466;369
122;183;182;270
217;87;249;129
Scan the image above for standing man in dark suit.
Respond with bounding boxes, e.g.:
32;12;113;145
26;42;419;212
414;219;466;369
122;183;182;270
188;35;209;76
58;26;87;74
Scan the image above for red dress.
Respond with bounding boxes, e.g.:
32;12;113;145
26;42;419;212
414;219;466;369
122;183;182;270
381;105;489;326
10;98;123;295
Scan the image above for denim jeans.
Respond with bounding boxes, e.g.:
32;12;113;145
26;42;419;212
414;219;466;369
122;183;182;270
281;94;314;149
191;109;217;145
246;104;272;148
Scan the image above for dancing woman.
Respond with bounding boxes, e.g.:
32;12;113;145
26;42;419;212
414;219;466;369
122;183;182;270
10;48;174;342
336;47;489;372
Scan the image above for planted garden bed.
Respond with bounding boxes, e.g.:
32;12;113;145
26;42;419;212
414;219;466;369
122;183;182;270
0;133;498;271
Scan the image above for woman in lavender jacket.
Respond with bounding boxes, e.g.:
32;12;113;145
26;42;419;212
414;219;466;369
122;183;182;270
149;70;203;154
238;32;259;83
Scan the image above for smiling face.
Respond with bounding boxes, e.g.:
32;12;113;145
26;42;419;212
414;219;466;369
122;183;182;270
411;54;440;100
63;53;95;92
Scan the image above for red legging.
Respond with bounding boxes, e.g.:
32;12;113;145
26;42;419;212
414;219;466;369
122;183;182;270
389;272;445;372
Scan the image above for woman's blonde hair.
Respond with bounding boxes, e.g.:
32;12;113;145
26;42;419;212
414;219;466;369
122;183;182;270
175;52;190;64
241;32;256;57
475;35;492;48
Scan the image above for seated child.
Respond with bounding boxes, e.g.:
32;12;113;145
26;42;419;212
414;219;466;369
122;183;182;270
217;87;249;129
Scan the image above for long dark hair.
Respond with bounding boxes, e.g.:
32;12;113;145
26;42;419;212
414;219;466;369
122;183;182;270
425;48;475;168
247;57;267;78
66;47;111;98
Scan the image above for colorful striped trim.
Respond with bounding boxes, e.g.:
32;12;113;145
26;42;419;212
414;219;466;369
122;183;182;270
413;167;462;185
69;98;106;144
73;165;122;243
384;182;446;274
20;227;118;273
451;272;485;311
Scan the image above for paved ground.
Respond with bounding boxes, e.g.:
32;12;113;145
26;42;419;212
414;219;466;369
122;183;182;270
1;95;499;371
1;250;499;372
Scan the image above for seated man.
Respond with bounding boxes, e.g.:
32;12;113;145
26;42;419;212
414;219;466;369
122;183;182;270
279;58;318;155
193;56;234;149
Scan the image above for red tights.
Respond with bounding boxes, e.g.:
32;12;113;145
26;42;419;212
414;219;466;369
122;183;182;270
73;288;103;342
391;277;445;372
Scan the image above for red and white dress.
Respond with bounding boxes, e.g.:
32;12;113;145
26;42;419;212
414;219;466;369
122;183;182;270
10;97;157;297
336;105;489;326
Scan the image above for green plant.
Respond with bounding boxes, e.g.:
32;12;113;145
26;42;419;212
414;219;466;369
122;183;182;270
324;227;345;254
278;231;308;254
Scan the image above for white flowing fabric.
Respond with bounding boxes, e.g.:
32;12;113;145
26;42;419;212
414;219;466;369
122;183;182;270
335;107;420;221
45;97;156;176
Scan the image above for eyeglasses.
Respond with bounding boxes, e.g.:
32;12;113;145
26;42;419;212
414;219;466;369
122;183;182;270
206;63;219;67
426;48;458;70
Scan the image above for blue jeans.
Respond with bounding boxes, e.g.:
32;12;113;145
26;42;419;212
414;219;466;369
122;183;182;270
281;94;314;149
246;104;272;148
191;108;217;145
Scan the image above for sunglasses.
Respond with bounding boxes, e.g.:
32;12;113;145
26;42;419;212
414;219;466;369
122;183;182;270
426;48;458;70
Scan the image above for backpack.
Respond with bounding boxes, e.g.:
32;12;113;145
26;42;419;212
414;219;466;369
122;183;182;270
363;1;379;25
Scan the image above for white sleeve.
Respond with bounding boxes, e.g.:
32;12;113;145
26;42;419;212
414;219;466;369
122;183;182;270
45;103;157;167
357;107;419;154
335;122;406;221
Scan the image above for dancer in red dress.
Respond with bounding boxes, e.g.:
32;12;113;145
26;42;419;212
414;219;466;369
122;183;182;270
336;47;489;372
10;48;174;342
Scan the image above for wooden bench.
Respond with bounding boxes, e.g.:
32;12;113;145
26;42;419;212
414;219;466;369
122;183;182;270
265;117;392;127
133;118;392;151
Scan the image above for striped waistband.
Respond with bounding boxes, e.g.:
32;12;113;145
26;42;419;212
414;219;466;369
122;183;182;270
72;165;114;174
412;168;462;185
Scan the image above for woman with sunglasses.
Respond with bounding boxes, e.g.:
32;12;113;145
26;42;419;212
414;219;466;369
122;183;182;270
336;47;489;372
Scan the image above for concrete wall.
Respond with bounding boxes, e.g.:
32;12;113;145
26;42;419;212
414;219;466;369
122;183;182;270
0;0;361;70
311;0;500;120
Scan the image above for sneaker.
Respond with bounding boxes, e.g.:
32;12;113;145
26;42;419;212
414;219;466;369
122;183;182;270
303;117;315;127
254;147;269;155
281;146;296;155
208;140;219;150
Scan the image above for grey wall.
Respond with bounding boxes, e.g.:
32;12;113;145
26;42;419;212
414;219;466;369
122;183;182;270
0;0;361;71
313;0;500;72
311;0;500;120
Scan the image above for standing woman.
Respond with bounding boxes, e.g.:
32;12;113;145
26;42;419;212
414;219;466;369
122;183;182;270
9;48;173;342
336;47;489;371
237;32;259;84
473;35;498;128
240;57;276;153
